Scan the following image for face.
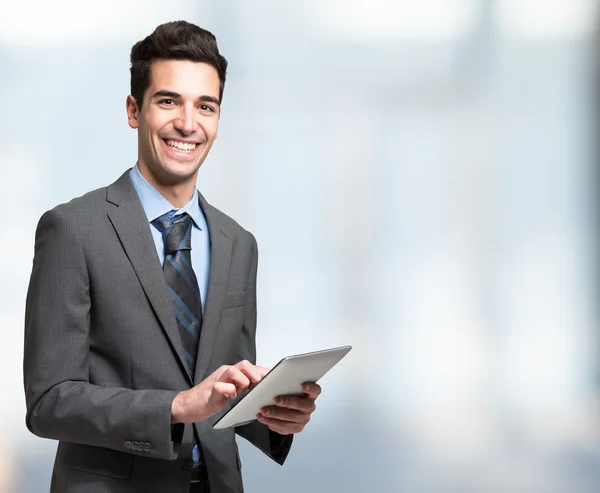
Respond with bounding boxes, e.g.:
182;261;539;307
126;59;221;188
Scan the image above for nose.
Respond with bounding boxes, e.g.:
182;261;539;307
173;104;197;135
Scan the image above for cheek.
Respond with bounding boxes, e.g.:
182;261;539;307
147;126;165;149
143;113;168;138
207;128;219;145
200;119;219;140
141;130;156;151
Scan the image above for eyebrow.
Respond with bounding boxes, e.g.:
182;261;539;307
151;90;221;107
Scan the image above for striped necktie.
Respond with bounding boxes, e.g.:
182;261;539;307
152;212;202;375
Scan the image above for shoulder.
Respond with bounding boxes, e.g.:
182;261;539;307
202;201;257;247
36;185;111;236
52;186;109;217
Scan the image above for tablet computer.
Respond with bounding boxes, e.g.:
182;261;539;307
213;345;352;430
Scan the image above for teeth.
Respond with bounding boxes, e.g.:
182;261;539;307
166;140;197;152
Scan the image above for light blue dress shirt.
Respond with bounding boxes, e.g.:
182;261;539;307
129;164;210;467
129;165;210;311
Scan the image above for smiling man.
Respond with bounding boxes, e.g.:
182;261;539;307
23;21;320;493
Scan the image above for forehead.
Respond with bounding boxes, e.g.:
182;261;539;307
148;59;220;99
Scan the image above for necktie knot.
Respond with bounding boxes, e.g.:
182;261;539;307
151;212;193;256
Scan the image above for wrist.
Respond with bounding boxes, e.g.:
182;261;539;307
171;391;187;424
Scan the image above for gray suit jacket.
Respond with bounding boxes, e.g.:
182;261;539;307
23;171;292;493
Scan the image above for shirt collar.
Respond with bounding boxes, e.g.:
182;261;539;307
129;164;202;230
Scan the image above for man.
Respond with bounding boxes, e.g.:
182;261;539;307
23;21;320;493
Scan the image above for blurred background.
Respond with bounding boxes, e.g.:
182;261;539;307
1;0;600;491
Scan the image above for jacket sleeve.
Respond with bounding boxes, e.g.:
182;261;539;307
234;232;293;464
23;208;184;460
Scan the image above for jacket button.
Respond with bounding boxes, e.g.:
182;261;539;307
143;442;152;452
182;458;194;470
124;441;132;450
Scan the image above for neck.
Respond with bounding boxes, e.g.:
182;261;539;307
137;162;197;208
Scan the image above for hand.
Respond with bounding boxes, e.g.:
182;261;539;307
256;382;322;434
171;360;268;424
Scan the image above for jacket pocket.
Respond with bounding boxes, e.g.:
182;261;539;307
222;291;246;309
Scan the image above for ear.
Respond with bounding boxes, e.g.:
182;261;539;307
126;95;140;129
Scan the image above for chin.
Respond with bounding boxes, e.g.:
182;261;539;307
161;161;201;182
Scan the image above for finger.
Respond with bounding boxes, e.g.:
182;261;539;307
213;365;231;380
256;414;306;434
219;366;251;390
260;406;312;424
234;360;263;384
301;382;321;399
255;365;270;379
209;382;238;408
273;395;317;413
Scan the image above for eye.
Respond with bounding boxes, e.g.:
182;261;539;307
199;104;215;113
158;99;176;106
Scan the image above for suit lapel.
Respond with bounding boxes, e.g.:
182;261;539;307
106;171;192;384
194;193;232;384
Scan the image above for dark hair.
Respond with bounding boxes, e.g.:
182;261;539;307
130;21;228;108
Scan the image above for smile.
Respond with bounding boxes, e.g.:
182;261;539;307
164;139;198;153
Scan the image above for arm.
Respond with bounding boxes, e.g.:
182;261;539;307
234;233;293;465
23;209;182;459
